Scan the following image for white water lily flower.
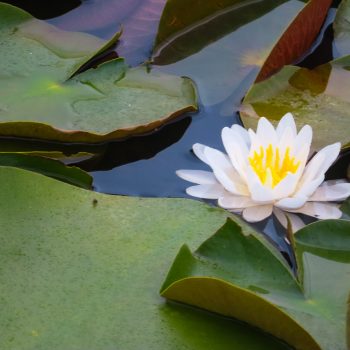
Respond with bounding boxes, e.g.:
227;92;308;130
177;113;350;232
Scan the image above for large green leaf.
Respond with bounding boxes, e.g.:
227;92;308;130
152;0;331;106
0;3;196;142
0;166;290;350
240;56;350;150
161;219;350;350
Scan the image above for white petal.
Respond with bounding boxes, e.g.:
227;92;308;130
276;113;297;139
296;176;325;199
204;147;248;196
293;143;311;180
222;127;249;179
243;204;273;223
277;126;295;160
256;117;277;146
218;195;256;209
299;142;341;187
288;202;342;219
273;172;301;199
317;179;348;186
275;196;308;210
308;181;350;202
192;143;216;165
176;170;217;185
231;124;251;147
246;167;275;203
186;184;227;199
273;207;305;233
294;125;312;155
248;128;257;146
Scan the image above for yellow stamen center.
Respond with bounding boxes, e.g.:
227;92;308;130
248;144;300;188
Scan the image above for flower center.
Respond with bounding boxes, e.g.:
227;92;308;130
248;144;300;188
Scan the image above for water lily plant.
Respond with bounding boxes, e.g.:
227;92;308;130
177;113;350;231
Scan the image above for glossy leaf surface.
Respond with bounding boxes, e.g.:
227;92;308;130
161;219;350;350
153;0;331;106
240;57;350;150
0;3;196;143
0;167;290;350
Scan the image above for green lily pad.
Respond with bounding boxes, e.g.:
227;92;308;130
161;218;350;350
0;153;92;188
240;56;350;150
152;0;331;106
0;3;197;143
0;166;291;350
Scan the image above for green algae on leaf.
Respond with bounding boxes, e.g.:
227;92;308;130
240;57;350;150
0;3;197;143
161;219;350;350
0;167;290;350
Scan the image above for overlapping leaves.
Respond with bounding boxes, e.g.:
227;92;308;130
240;0;350;151
0;3;197;143
161;218;350;350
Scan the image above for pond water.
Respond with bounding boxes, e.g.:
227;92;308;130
0;0;345;255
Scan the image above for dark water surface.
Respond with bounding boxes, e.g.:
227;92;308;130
0;0;342;253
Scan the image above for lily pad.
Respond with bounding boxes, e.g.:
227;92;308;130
161;218;350;350
0;3;197;143
240;56;350;150
0;153;92;188
0;166;291;350
152;0;331;106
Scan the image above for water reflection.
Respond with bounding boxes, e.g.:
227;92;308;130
48;0;166;66
92;104;239;196
154;1;306;106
